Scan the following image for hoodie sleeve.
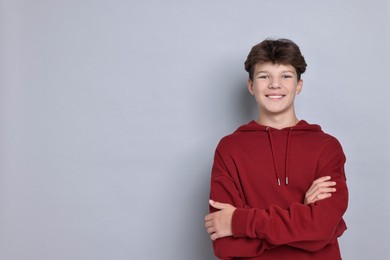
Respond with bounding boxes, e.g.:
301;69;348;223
210;149;275;259
231;137;348;252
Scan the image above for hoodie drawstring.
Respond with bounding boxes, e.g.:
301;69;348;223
266;127;281;186
284;128;293;185
267;127;293;186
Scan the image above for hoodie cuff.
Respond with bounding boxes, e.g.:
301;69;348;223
232;208;249;237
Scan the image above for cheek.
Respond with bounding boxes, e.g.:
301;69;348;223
254;90;265;99
252;91;263;103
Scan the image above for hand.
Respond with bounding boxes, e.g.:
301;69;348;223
204;200;236;240
304;176;336;205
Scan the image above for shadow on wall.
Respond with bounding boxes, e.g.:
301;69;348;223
169;147;215;260
226;79;258;127
193;79;258;259
237;82;258;123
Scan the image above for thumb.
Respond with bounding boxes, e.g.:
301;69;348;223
209;199;231;210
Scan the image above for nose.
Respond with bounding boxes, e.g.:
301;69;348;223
269;78;281;89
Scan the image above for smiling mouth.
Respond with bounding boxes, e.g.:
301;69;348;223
266;95;285;99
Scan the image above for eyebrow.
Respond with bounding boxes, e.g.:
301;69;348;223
255;70;295;75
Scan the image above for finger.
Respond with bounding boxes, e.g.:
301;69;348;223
307;185;336;196
307;187;336;201
209;200;231;210
309;186;337;197
315;180;336;187
204;220;213;229
316;181;337;188
310;193;332;204
307;186;337;204
321;187;337;193
308;181;335;194
211;232;219;241
204;214;213;222
316;193;332;200
312;176;331;184
306;192;320;204
305;180;331;197
306;181;336;197
207;226;216;235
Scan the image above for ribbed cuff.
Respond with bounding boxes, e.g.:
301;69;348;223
232;208;249;237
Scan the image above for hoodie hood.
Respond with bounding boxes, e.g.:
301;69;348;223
235;120;322;133
234;120;322;186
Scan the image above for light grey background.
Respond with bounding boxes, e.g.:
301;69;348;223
0;0;389;259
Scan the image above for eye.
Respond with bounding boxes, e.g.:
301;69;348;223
282;75;293;79
257;75;269;79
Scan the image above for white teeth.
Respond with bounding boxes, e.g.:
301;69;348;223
268;95;283;99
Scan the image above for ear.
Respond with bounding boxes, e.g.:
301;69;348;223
296;79;303;95
247;79;254;95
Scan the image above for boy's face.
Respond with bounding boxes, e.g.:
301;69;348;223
247;63;303;117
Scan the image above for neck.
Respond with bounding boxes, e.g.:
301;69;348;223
256;113;299;130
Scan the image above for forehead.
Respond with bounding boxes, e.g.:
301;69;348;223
254;63;297;74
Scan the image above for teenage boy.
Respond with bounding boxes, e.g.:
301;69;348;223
204;39;348;259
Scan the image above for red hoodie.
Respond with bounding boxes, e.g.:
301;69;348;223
210;120;348;259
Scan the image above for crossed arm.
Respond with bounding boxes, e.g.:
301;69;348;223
204;176;337;241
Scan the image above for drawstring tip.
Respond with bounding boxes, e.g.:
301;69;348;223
277;178;281;186
285;177;289;185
